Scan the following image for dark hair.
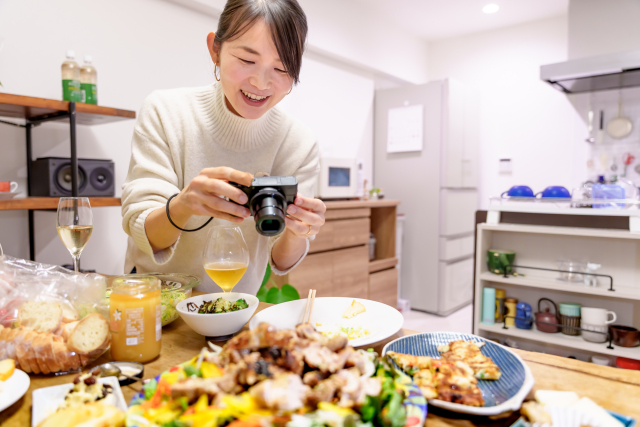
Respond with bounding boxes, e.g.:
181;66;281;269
214;0;308;84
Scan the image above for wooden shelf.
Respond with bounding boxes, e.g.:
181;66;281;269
0;93;135;125
479;271;640;301
478;322;640;359
323;199;400;209
479;222;640;240
369;257;398;273
0;197;121;211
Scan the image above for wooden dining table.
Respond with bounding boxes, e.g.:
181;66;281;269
2;301;640;427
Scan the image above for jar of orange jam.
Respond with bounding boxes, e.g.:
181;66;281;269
109;276;161;363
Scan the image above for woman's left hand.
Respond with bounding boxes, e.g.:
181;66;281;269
284;194;326;238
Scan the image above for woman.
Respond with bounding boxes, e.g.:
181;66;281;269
121;0;325;294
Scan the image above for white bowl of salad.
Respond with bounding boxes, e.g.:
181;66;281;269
106;273;200;327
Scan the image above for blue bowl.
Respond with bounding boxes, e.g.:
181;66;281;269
536;186;571;199
502;186;535;198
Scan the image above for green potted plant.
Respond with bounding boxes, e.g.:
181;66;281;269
257;264;300;304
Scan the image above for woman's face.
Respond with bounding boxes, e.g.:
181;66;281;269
208;19;294;120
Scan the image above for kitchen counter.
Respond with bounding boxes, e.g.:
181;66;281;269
2;300;639;426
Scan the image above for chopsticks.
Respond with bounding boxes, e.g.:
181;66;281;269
303;289;316;324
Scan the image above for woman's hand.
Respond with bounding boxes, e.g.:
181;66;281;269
284;194;326;238
174;167;254;223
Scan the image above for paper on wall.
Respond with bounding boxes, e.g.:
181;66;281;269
387;104;423;153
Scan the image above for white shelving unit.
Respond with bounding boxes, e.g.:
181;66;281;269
474;220;640;362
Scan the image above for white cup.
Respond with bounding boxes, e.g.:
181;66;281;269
581;307;616;326
0;181;18;193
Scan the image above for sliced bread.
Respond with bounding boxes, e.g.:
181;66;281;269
18;301;62;333
61;321;79;341
17;329;38;373
59;300;79;323
67;313;110;355
32;333;51;374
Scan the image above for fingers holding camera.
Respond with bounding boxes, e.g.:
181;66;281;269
284;216;320;237
199;166;254;187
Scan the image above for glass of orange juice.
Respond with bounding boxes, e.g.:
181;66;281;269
203;223;250;292
109;276;161;363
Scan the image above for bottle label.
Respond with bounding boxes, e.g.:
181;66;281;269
62;79;82;102
81;83;97;105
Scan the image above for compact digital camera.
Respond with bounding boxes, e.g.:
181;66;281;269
230;176;298;236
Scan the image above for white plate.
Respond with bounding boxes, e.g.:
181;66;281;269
0;192;20;200
249;297;404;347
31;377;127;427
0;369;30;413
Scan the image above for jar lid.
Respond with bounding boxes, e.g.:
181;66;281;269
495;289;506;298
617;357;640;370
505;298;518;303
110;276;160;295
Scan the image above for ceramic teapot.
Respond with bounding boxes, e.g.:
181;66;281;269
534;298;560;333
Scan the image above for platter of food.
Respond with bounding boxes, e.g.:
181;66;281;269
126;322;427;427
0;359;29;413
32;369;127;426
382;332;534;416
249;297;404;347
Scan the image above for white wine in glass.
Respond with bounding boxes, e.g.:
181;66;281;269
202;223;250;292
57;197;93;272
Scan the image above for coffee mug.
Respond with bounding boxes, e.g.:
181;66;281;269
0;181;18;193
501;186;534;198
581;307;616;326
559;302;581;317
536;186;571;199
582;323;608;343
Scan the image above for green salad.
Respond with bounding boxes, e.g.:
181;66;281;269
188;297;249;314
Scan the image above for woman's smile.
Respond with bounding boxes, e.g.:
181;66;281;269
240;89;271;107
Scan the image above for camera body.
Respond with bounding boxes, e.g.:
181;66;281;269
230;176;298;236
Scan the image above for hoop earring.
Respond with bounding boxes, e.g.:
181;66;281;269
214;64;220;82
287;86;293;95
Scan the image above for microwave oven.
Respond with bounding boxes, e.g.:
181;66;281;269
317;158;358;199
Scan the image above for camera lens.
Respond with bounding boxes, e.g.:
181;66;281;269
251;193;286;236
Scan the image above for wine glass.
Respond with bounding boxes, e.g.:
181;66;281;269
202;223;250;292
56;197;93;272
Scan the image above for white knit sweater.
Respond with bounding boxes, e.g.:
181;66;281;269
121;82;319;294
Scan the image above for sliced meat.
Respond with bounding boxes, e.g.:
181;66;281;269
249;373;310;411
302;370;327;387
171;377;221;401
302;343;351;374
295;324;348;352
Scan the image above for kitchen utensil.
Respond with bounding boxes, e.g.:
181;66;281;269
501;186;534;198
515;302;533;330
582;323;608;343
505;298;518;327
559;302;582;317
56;197;93;272
609;325;640;347
560;314;581;336
202;223;250;293
584;263;601;286
177;292;259;339
591;355;611;366
607;97;633;139
97;362;148;385
623;152;636;176
482;287;496;325
635;164;640;175
487;249;515;275
596;110;605;144
0;181;17;192
303;289;317;324
534;298;560;333
592;184;625;209
611;155;619;172
557;260;586;282
616;357;640;370
383;332;534;416
536;186;571;199
586;109;595;143
581;307;617;325
495;288;506;323
250;297;404;347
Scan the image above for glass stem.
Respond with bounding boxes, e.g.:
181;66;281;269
73;255;80;273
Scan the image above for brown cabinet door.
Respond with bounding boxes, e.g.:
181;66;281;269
288;251;333;297
332;246;369;298
369;268;398;308
309;218;370;254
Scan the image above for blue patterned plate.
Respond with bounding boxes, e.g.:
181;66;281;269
383;332;535;416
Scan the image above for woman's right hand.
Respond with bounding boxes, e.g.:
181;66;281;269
173;167;254;223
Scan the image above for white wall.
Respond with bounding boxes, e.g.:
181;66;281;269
0;0;376;273
427;16;587;209
568;0;640;59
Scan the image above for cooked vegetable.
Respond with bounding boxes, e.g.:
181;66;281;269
188;298;249;314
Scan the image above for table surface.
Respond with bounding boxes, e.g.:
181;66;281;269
2;302;640;427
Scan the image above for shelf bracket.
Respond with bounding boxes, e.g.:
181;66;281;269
503;264;615;292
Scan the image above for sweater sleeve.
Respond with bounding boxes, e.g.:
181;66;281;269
269;130;320;276
121;93;183;265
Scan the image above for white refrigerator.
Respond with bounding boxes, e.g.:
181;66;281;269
374;79;479;316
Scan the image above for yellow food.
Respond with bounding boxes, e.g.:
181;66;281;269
342;300;366;319
37;402;125;427
0;358;15;381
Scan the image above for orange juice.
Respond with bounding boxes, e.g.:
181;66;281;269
109;277;161;363
204;262;248;292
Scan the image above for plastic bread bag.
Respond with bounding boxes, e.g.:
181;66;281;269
0;254;110;374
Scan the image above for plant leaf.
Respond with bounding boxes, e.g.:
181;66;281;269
256;283;269;303
265;287;282;304
261;264;271;288
280;284;300;301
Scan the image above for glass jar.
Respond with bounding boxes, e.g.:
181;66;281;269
109;276;161;363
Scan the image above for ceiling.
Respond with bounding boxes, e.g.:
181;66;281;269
351;0;569;41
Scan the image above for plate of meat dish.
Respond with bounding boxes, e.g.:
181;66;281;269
383;332;534;416
126;322;427;427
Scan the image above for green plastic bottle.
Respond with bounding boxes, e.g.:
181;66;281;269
61;51;82;102
80;55;98;105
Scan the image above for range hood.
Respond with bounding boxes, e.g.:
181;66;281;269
540;50;640;93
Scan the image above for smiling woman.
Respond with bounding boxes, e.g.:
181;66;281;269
120;0;326;294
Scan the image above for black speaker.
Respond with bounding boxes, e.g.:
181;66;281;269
29;157;115;197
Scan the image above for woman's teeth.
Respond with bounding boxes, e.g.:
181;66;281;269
242;90;268;101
